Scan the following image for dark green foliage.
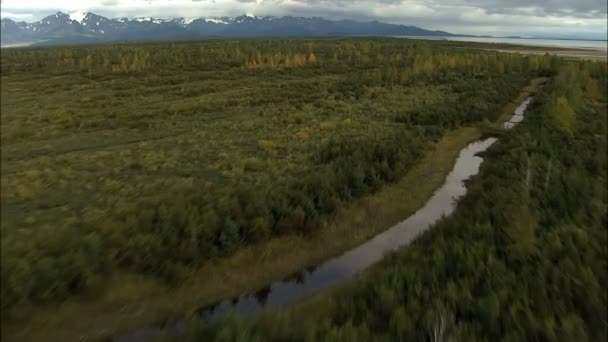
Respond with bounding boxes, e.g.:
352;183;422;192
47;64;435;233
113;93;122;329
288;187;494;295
182;61;608;340
0;38;555;316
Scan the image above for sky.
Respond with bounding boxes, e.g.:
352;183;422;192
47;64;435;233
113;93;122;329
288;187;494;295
1;0;607;39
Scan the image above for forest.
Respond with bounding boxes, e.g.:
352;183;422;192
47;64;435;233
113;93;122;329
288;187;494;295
1;38;602;340
173;52;608;341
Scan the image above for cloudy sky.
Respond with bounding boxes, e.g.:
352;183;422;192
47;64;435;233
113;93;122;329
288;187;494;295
1;0;607;39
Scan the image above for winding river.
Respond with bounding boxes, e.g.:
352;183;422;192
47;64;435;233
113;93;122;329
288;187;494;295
115;97;533;342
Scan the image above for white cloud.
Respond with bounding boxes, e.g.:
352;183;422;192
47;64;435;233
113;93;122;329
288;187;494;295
0;11;35;19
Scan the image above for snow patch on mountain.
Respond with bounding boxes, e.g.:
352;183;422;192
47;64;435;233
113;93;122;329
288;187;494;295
69;11;87;23
205;18;229;24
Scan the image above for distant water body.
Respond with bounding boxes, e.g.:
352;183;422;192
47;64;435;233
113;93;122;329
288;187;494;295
397;36;608;50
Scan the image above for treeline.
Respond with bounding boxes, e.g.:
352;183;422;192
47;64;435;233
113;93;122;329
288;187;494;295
178;60;608;340
392;73;528;127
1;38;555;76
244;51;317;69
127;131;424;269
0;39;560;317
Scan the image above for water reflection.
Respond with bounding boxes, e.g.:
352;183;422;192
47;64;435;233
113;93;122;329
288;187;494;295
281;270;307;284
254;285;272;305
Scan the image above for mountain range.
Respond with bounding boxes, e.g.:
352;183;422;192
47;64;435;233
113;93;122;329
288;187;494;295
1;11;459;47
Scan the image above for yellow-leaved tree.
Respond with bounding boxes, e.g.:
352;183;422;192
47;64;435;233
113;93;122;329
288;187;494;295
552;96;576;134
308;52;317;63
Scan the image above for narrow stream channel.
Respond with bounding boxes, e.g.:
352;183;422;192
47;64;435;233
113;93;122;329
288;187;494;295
115;97;533;342
504;97;532;129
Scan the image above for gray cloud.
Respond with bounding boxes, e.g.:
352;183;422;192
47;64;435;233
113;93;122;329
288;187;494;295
278;0;606;17
1;0;606;39
463;0;606;16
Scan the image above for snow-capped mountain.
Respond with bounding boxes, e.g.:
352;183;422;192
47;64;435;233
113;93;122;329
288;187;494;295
1;11;457;47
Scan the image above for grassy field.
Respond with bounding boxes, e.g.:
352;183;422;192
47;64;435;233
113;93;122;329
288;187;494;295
1;38;558;340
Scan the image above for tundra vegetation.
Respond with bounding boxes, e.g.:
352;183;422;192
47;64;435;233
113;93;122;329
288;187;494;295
177;52;608;341
1;39;604;339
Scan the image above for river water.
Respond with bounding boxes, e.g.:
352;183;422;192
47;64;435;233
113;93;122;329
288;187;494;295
504;97;532;129
115;97;534;341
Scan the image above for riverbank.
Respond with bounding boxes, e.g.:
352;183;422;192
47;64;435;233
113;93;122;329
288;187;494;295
2;78;546;342
493;77;548;125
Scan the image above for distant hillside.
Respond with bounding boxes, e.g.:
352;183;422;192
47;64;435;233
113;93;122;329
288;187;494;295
1;12;458;46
